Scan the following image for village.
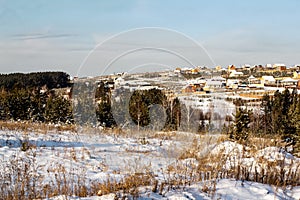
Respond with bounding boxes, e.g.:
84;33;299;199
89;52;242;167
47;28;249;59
86;63;300;105
179;63;300;91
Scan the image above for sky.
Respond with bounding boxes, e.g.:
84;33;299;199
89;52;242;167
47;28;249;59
1;0;300;76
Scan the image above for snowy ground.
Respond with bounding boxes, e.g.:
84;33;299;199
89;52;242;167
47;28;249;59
0;129;300;199
49;179;300;200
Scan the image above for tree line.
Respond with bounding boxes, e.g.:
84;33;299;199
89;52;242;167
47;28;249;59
0;76;180;128
0;72;299;153
0;72;73;123
0;71;71;90
229;88;300;154
95;82;181;130
0;88;73;124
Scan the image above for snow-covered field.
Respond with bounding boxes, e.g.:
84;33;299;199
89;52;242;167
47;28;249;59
48;179;300;200
0;129;300;199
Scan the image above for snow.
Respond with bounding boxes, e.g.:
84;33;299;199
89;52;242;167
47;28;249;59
45;179;300;200
210;141;245;156
47;194;117;200
0;130;299;199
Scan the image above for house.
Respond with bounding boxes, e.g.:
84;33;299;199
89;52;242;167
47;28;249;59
297;80;300;89
261;76;276;85
293;65;300;71
254;65;264;70
183;85;196;93
265;64;274;70
248;75;262;88
191;68;199;74
229;70;244;77
281;77;298;87
227;65;236;72
136;85;159;90
174;67;181;73
248;75;256;83
205;77;226;88
181;67;193;74
194;77;206;86
215;66;222;71
226;79;239;89
273;64;286;71
114;77;124;86
242;64;251;70
293;71;300;79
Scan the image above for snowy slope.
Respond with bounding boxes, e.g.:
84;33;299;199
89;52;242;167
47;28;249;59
0;130;299;199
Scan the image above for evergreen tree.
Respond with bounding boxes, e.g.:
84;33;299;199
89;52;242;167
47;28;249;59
94;81;116;127
0;91;9;120
0;71;71;91
29;89;47;122
230;108;252;141
165;97;181;131
45;96;73;124
129;91;150;127
261;93;272;134
7;89;31;121
287;92;300;154
272;90;283;134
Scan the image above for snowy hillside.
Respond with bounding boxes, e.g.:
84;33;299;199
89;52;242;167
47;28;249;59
0;129;299;199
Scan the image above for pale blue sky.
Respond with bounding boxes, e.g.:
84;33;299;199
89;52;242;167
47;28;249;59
1;0;300;76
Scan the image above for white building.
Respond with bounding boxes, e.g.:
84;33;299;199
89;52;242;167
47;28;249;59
226;79;239;89
261;76;276;85
206;77;226;88
114;77;125;86
229;70;244;77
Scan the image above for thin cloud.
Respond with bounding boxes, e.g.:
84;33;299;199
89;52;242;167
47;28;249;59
10;33;77;41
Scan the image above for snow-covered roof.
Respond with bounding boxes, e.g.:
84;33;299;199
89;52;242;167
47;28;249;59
206;79;224;86
274;63;286;67
210;76;226;81
227;79;239;84
262;76;275;82
116;77;124;81
266;64;272;68
281;77;298;82
230;71;243;76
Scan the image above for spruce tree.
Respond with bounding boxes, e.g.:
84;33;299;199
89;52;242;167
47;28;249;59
272;90;283;134
230;108;251;141
261;93;272;135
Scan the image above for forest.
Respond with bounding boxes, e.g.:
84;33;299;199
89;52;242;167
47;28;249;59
0;72;299;154
0;71;71;90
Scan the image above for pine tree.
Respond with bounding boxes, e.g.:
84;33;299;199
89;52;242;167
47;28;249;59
0;91;9;120
95;81;116;127
272;90;283;134
45;96;72;124
230;108;251;141
129;91;149;128
7;89;31;121
288;93;300;154
261;93;272;135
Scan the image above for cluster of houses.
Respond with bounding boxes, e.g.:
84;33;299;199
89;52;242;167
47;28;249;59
70;63;300;101
179;64;300;93
225;64;291;78
177;64;300;76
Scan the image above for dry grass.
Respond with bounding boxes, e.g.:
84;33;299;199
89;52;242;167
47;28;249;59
0;147;90;200
176;133;300;190
247;134;283;150
91;173;154;198
0;121;76;133
0;127;299;199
